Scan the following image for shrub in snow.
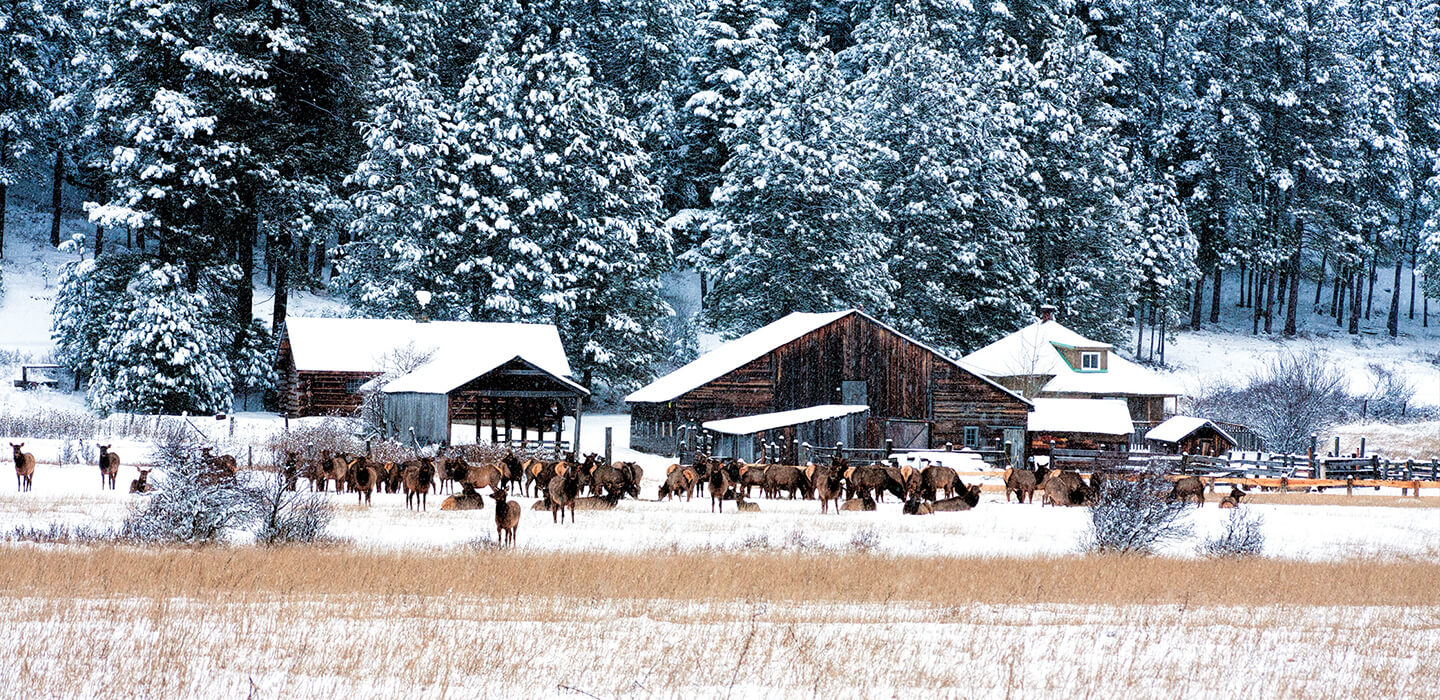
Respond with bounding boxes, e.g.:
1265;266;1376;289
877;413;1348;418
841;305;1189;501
3;523;119;545
848;528;882;553
784;528;821;551
736;532;772;551
122;431;252;544
1199;507;1265;558
251;470;334;545
1188;351;1350;453
1083;468;1193;555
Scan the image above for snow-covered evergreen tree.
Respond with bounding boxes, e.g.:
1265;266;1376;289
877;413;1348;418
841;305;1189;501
0;0;65;259
1127;179;1198;361
696;27;894;337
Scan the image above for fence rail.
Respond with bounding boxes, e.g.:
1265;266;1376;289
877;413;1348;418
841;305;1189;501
1044;448;1440;483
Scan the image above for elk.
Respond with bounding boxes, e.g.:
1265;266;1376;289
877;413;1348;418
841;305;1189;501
931;483;983;511
839;491;876;511
709;461;732;513
1041;470;1090;507
548;465;581;524
737;463;767;498
11;443;35;492
918;464;960;501
735;493;761;512
128;468;152;494
591;460;641;500
441;484;486;511
763;465;809;500
1002;466;1039;503
460;460;505;493
1167;476;1206;508
500;450;525;493
662;466;697;501
884;464;923;501
349;457;378;506
98;444;120;490
903;497;934;515
491;489;521;547
403;459;435;511
281;451;300;491
1219;486;1247;509
809;463;844;514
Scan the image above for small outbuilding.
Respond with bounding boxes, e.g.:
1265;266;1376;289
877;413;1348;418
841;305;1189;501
701;404;870;463
1026;398;1134;452
1144;416;1237;456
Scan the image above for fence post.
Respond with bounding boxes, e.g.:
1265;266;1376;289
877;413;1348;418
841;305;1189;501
604;427;613;466
1359;437;1367;457
1332;436;1340;458
1317;453;1326;480
1346;477;1354;497
801;442;811;465
884;439;894;457
945;442;953;452
1371;455;1380;480
1405;459;1414;480
248;445;252;469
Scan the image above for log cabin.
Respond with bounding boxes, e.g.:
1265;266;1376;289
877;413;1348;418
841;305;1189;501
1144;416;1238;456
625;309;1032;461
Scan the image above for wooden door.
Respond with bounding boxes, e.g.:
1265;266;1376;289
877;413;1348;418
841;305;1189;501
885;420;930;450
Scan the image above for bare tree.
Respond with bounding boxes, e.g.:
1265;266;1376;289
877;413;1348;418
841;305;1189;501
1084;468;1193;555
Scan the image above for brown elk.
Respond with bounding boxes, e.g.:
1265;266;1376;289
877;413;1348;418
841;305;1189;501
662;466;697;501
491;489;521;547
98;444;120;490
1002;467;1039;503
1219;486;1247;509
500;450;525;493
572;492;624;510
349;457;378;506
903;497;934;515
884;464;923;500
460;460;505;493
735;493;761;512
323;452;350;493
843;462;899;502
931;483;983;511
128;468;152;494
308;452;331;492
763;464;809;499
839;491;876;511
11;443;35;492
441;484;485;511
1041;470;1090;507
709;461;732;513
281;451;300;491
403;460;435;511
918;464;960;501
809;463;844;514
548;465;581;523
591;460;642;500
737;464;767;497
1167;476;1206;508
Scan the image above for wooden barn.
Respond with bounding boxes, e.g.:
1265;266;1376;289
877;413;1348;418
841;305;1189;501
277;317;587;447
625;309;1032;462
1144;416;1237;456
1026;398;1134;452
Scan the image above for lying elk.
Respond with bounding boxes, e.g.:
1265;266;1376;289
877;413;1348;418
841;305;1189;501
491;489;521;547
931;483;983;511
98;444;120;490
129;468;152;494
11;443;35;492
441;484;485;511
1219;486;1247;509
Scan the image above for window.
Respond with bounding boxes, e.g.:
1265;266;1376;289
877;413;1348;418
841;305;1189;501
963;426;979;448
1081;352;1101;370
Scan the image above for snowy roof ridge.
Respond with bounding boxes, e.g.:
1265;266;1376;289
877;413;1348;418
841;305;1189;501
284;316;583;395
1144;416;1236;445
625;309;1031;406
702;404;870;435
1027;398;1134;436
961;319;1181;398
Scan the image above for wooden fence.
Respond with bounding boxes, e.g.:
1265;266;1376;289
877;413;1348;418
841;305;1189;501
1048;448;1440;485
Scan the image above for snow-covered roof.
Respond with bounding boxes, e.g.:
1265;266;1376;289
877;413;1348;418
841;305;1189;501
1027;398;1134;436
1144;416;1236;445
284;317;585;395
626;309;1030;405
961;320;1181;397
702;404;870;435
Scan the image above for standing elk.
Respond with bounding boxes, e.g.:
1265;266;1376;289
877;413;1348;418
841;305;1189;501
548;465;581;524
98;444;120;490
403;459;435;511
763;464;809;500
281;451;300;491
1167;476;1206;508
491;489;521;547
1041;470;1090;507
349;457;378;506
11;443;35;492
918;464;960;501
884;464;923;501
662;465;697;501
709;461;733;513
737;463;767;498
1003;466;1040;503
809;463;844;514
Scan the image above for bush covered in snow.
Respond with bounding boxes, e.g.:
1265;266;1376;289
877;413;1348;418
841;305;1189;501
1199;507;1265;558
1083;468;1193;555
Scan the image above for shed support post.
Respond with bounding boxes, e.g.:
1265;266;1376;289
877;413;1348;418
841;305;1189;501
604;426;613;466
572;397;582;458
555;399;564;452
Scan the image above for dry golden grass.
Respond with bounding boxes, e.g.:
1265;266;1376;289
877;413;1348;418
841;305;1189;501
3;545;1438;607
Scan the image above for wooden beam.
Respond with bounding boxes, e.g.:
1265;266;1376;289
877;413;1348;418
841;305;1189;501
463;390;586;399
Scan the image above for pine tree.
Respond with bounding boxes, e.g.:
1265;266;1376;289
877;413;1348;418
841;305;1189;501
0;0;65;259
696;27;893;337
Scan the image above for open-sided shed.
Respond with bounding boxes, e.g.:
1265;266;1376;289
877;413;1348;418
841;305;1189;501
1144;416;1237;456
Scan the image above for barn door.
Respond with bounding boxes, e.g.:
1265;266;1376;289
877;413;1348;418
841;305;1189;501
885;420;930;450
1004;428;1026;466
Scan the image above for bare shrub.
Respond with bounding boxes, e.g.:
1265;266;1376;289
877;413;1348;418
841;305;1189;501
250;471;335;545
784;528;821;551
121;431;255;544
269;419;362;468
1;523;119;545
1199;507;1266;558
359;343;436;437
848;528;882;553
735;533;771;551
1083;468;1193;555
1188;351;1349;453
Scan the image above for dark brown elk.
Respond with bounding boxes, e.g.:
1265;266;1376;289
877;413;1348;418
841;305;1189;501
591;461;643;499
735;493;760;512
931;483;983;511
903;497;934;515
709;462;732;513
98;444;120;490
403;460;434;511
884;464;923;500
808;463;844;514
1003;467;1039;503
1167;476;1206;507
573;492;624;510
737;464;767;497
763;464;809;499
662;466;697;501
460;461;505;493
128;468;152;494
441;485;485;511
308;452;330;492
200;447;239;484
1219;486;1247;509
524;458;561;500
491;489;520;547
918;465;960;501
12;443;35;492
1041;471;1090;507
323;452;349;492
431;449;454;494
548;465;581;523
500;450;524;493
839;491;876;511
690;454;714;497
349;457;378;506
843;463;897;502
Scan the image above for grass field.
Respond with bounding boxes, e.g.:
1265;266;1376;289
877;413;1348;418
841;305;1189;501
2;546;1438;699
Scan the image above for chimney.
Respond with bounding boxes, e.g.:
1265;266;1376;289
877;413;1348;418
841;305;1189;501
415;290;433;323
1039;304;1057;323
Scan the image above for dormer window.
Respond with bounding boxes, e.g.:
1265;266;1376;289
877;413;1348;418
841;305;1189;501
1081;352;1102;371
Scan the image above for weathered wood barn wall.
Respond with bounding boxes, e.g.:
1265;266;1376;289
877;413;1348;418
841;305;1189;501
629;310;1031;458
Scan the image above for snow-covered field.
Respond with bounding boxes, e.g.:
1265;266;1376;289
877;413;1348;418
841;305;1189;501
3;414;1438;561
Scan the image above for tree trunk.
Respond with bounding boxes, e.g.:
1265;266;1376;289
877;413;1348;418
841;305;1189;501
1330;267;1341;317
1315;248;1327;306
1365;247;1377;318
1263;270;1276;334
1348;269;1361;334
1136;301;1146;358
1209;266;1221;323
1387;255;1402;337
0;182;7;261
273;227;292;338
1335;270;1346;327
1238;260;1247;307
312;237;326;281
1189;274;1204;329
50;150;64;248
1284;240;1300;336
236;213;256;332
93;224;104;258
1252;268;1264;334
1409;249;1417;320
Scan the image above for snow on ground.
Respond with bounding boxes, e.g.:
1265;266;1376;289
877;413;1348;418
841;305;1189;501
2;414;1437;561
